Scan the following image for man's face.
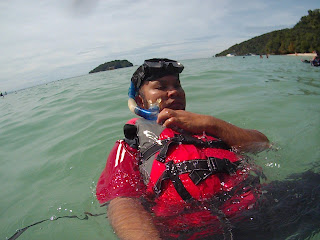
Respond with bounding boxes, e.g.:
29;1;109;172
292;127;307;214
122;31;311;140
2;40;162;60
138;75;186;111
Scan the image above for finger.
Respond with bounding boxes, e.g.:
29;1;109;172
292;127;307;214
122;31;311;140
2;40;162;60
157;108;174;125
162;117;177;128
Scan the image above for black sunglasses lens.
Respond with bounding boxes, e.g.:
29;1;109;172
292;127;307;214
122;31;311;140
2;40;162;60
144;59;183;71
144;61;162;68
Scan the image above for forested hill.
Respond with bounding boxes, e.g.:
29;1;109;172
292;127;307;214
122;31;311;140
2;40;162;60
215;9;320;57
89;60;133;74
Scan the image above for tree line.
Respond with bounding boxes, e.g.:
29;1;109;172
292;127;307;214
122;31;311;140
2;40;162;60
215;9;320;57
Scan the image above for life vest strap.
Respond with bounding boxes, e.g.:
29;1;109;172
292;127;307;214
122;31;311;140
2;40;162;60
154;160;194;202
154;158;240;200
156;134;230;163
186;157;240;184
140;139;169;162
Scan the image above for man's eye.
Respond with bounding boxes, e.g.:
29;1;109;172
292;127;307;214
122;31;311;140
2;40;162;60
156;86;166;90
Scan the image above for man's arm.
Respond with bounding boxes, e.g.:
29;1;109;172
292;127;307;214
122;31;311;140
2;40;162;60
96;138;160;239
108;197;161;240
157;109;270;153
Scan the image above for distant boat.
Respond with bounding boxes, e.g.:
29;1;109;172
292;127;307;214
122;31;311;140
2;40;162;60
244;53;256;56
226;53;236;57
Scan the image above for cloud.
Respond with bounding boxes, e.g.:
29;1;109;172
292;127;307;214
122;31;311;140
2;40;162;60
0;0;318;91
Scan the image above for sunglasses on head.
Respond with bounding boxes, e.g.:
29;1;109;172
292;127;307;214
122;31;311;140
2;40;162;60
143;58;184;74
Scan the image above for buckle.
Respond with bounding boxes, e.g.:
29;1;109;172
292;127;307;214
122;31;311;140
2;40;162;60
177;134;185;142
207;157;217;172
189;170;203;185
166;160;178;176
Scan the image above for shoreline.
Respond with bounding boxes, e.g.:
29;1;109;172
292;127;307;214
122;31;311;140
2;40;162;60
287;53;316;57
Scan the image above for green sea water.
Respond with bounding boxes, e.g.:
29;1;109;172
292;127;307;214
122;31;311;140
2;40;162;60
1;56;319;240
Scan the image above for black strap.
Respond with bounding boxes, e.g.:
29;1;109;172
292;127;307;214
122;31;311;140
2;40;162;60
156;139;176;162
154;160;193;201
7;212;106;240
179;134;230;149
156;134;230;163
140;139;169;162
182;157;240;184
169;160;194;201
154;158;240;200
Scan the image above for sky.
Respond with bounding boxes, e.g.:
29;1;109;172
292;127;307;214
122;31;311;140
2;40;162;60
0;0;319;92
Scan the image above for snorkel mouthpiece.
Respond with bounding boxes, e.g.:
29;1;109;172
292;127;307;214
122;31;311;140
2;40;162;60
128;82;159;121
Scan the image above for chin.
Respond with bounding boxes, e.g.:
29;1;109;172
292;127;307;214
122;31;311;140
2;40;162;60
168;104;185;110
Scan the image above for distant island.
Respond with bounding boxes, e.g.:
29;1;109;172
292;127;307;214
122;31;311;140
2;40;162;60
215;9;320;57
89;60;133;74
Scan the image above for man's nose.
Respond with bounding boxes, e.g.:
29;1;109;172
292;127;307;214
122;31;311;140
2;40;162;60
167;87;179;97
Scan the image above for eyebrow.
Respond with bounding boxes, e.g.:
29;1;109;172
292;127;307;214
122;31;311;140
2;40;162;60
157;76;179;84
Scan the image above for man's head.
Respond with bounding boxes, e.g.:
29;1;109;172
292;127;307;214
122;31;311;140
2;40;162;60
131;58;186;111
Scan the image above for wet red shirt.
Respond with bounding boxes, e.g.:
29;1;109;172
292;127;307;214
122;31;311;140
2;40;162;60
96;139;146;203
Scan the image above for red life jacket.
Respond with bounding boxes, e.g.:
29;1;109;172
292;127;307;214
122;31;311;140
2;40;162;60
125;118;261;222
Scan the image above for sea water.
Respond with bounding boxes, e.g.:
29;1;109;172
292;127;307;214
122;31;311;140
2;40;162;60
1;56;319;240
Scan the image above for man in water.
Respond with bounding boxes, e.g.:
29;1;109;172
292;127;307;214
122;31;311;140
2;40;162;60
302;51;320;66
96;59;318;239
311;51;320;66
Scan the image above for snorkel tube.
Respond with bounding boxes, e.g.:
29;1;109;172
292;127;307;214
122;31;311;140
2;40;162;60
128;82;159;121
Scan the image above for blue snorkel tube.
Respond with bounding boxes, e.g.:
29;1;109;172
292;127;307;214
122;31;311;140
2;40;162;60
128;82;159;121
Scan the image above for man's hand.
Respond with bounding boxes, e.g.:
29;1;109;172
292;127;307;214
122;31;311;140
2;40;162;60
157;108;206;134
157;108;270;153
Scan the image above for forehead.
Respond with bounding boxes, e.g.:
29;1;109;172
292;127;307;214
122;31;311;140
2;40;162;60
145;75;179;86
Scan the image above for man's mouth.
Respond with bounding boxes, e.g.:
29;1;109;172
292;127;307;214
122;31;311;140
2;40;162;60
166;101;184;110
